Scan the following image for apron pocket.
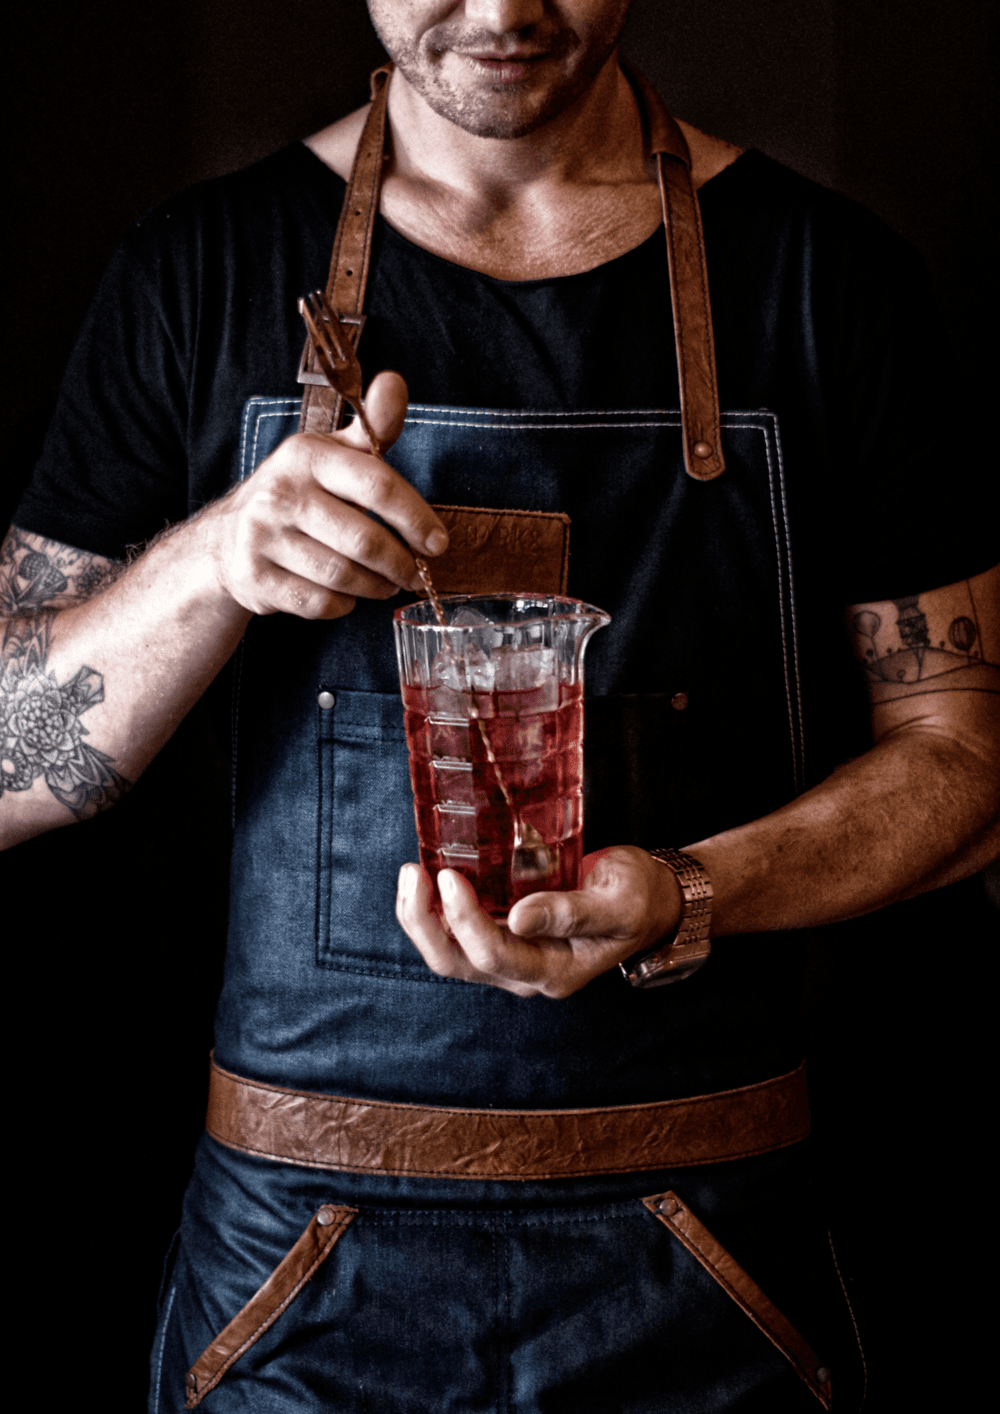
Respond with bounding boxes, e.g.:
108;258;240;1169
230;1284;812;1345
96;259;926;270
183;1204;356;1408
316;687;425;974
643;1191;833;1409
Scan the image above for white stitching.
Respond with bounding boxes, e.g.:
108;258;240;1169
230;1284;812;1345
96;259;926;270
230;639;244;830
234;400;300;815
404;419;686;431
827;1230;868;1409
238;397;255;483
153;1284;176;1413
240;399;299;483
757;418;801;798
769;416;806;790
406;405;682;418
249;409;301;480
404;419;785;431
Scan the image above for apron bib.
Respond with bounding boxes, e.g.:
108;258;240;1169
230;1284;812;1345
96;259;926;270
216;399;807;1108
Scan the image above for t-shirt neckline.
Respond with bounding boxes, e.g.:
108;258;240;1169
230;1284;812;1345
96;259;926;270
295;140;751;287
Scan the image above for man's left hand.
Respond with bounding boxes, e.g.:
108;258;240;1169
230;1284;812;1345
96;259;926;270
396;847;682;998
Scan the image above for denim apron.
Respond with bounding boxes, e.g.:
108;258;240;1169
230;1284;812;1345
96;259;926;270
149;399;866;1412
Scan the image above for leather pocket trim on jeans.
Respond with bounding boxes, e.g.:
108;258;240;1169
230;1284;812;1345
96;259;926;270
184;1204;357;1408
643;1191;833;1409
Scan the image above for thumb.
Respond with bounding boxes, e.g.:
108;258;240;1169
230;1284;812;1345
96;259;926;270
338;370;409;454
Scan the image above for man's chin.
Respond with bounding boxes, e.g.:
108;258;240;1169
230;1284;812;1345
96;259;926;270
425;93;561;141
398;64;603;141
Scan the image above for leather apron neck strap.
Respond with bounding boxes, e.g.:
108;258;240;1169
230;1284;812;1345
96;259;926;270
299;62;725;482
624;65;725;481
298;65;393;438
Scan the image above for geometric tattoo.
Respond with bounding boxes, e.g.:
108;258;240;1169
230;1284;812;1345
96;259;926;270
0;529;131;819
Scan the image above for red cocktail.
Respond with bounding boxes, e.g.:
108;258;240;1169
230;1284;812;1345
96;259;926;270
394;596;610;917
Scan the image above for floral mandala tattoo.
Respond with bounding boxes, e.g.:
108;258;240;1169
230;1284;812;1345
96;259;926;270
0;611;131;818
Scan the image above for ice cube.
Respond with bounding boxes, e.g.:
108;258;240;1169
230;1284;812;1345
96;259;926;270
429;644;495;694
430;648;464;691
450;607;492;628
492;645;556;692
463;644;496;692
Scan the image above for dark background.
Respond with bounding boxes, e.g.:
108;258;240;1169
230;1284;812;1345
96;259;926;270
4;1;997;1407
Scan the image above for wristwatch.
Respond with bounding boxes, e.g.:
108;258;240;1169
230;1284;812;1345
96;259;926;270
620;849;713;988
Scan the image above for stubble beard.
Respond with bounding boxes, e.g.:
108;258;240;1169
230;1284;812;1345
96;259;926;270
367;7;631;140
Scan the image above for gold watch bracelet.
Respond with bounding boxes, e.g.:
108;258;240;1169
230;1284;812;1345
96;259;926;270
619;848;713;988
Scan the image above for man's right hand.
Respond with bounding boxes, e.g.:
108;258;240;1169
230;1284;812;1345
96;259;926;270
0;369;449;847
208;370;448;619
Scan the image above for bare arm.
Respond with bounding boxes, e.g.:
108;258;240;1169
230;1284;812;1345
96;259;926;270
0;372;447;850
397;564;1000;996
696;568;1000;932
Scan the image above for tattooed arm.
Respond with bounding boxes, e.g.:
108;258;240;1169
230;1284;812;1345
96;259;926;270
0;531;130;820
399;563;1000;998
686;563;1000;930
0;374;446;851
0;518;260;850
693;565;1000;918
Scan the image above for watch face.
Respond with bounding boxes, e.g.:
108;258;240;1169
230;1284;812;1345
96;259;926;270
622;936;712;988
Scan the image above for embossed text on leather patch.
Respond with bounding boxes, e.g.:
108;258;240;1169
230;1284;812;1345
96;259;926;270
427;505;570;595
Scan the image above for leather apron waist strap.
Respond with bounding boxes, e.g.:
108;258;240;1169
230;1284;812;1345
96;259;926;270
206;1057;811;1180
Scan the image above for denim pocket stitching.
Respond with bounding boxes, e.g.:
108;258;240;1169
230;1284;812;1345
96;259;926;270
152;1284;177;1414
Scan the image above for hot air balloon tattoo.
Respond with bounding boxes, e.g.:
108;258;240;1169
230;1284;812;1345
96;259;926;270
948;616;979;663
853;610;884;678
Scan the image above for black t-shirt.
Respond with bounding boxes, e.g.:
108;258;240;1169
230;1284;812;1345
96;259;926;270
15;140;997;602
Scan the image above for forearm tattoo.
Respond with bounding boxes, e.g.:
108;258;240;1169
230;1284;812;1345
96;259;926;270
0;530;131;819
852;581;1000;703
0;527;120;613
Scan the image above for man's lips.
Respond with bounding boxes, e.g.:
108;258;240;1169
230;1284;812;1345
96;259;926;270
453;50;552;81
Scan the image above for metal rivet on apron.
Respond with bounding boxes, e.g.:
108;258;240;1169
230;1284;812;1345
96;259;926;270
693;442;713;459
317;1206;336;1226
670;692;688;711
317;690;336;710
657;1196;679;1217
186;1372;198;1390
816;1368;831;1385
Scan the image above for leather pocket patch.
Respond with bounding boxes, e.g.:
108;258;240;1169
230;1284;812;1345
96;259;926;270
185;1205;357;1407
427;505;570;595
643;1192;833;1408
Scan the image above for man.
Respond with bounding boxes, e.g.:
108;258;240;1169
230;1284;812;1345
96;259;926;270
2;1;997;1409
